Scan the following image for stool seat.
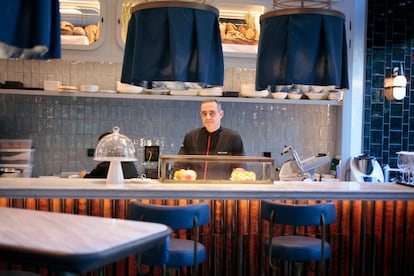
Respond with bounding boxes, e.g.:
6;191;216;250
166;239;206;267
128;201;210;275
261;200;336;274
266;235;331;262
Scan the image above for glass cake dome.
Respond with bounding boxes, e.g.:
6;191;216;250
94;126;137;161
94;126;137;185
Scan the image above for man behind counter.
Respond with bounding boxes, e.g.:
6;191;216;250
177;99;245;180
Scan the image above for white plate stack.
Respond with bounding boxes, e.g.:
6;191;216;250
198;87;223;97
328;90;343;101
80;84;99;93
169;89;198;96
144;89;170;95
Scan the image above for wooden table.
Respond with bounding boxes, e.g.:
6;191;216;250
0;207;171;273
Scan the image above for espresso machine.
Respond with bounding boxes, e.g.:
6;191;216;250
350;153;384;182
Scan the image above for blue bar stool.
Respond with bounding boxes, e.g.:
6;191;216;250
261;200;336;275
128;201;210;275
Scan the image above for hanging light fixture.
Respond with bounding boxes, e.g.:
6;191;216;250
121;1;224;88
256;0;349;91
384;64;407;100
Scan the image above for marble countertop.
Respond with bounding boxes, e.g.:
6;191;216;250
0;178;413;200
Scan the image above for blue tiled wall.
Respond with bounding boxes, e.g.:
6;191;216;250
365;0;414;168
0;93;337;176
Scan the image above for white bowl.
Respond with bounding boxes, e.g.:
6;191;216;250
287;93;303;100
241;89;269;98
255;90;269;98
240;84;255;95
240;84;269;98
272;92;288;99
305;92;328;100
80;84;99;92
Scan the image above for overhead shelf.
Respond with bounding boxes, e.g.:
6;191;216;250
0;89;343;106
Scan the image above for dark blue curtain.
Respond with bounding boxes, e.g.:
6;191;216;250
256;12;349;91
0;0;61;59
121;5;224;87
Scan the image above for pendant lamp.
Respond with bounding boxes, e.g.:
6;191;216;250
256;2;349;91
0;0;61;59
121;1;224;88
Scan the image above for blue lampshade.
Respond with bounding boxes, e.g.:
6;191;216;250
0;0;61;59
256;8;349;91
121;1;224;88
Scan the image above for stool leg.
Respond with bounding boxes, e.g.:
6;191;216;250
293;262;302;276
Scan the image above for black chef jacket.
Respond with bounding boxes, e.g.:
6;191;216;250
84;162;138;179
177;127;245;180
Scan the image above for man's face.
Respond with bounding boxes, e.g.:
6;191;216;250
200;101;224;133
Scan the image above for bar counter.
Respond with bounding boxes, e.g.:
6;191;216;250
0;178;413;200
1;178;413;275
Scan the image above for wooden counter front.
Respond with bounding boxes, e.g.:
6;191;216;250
0;178;413;275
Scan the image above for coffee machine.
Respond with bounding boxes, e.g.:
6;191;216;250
350;153;384;182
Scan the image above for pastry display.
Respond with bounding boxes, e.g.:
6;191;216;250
219;13;259;45
230;168;256;181
60;21;99;45
174;169;197;180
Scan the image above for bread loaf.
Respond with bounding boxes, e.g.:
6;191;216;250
61;21;74;35
225;22;236;32
245;28;256;40
85;25;98;44
73;26;86;36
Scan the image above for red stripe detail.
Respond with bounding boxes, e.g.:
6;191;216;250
203;135;211;180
